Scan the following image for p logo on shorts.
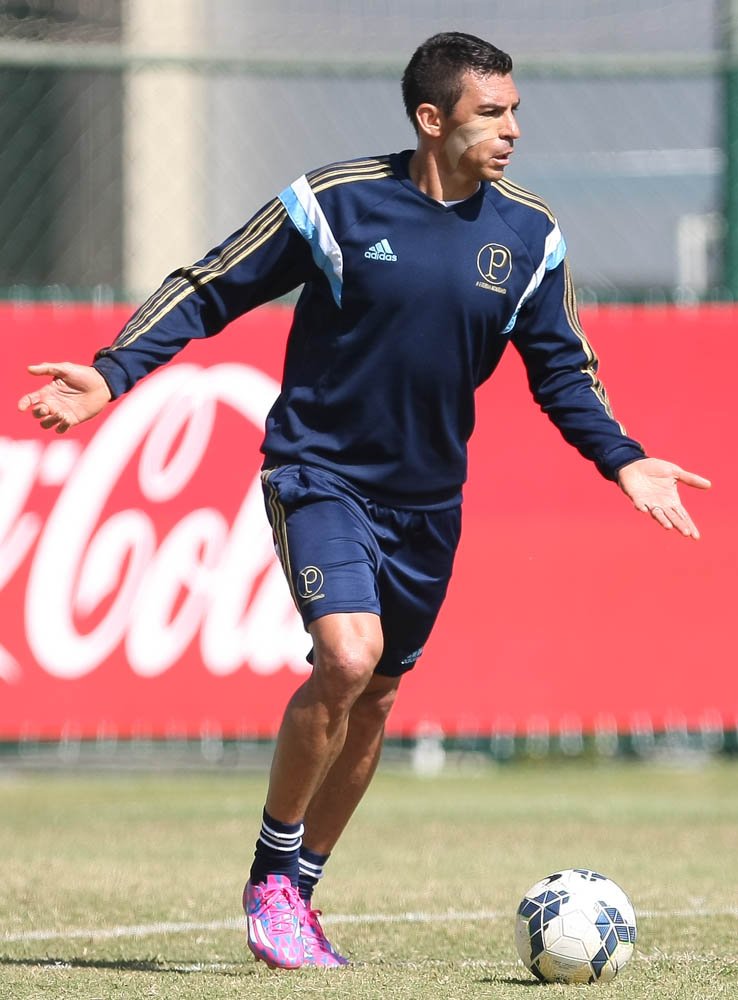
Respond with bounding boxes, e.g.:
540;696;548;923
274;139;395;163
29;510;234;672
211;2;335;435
297;565;325;604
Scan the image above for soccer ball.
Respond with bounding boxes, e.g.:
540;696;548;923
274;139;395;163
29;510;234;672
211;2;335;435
514;868;637;984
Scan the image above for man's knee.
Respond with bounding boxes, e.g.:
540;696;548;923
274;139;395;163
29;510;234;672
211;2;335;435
309;613;384;705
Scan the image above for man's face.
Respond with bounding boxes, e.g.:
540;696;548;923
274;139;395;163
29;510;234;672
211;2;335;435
441;71;521;181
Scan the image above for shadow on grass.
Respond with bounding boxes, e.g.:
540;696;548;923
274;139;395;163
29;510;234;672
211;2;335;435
476;975;540;987
0;954;250;977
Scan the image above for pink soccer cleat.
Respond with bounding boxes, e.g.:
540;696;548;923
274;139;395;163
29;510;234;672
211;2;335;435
243;874;304;969
299;900;349;967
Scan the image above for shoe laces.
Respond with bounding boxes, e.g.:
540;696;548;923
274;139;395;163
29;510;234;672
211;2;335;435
256;882;301;935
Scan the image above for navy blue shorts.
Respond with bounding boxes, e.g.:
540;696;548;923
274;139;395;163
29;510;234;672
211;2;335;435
261;464;462;676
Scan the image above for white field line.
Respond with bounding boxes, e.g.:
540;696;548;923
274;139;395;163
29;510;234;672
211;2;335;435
2;906;738;945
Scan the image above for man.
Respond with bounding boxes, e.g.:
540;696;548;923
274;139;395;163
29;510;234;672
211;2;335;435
18;32;709;970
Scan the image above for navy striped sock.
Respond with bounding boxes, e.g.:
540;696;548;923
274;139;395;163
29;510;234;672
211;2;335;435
249;808;303;887
298;846;330;902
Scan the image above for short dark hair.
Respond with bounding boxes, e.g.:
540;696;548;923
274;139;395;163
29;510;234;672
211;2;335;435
401;32;513;130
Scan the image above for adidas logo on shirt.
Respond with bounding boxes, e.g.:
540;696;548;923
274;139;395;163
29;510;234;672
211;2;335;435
364;238;397;262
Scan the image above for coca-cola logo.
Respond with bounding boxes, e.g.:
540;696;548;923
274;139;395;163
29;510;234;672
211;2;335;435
0;363;310;683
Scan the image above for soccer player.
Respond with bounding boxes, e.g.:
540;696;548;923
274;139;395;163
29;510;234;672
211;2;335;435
18;32;710;969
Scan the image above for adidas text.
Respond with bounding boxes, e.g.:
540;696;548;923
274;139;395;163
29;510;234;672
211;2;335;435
365;238;397;262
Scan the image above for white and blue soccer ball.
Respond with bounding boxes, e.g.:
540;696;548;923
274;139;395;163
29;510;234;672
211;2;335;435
514;868;637;984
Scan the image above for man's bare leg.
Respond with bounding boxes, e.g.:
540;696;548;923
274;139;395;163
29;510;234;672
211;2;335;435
302;672;401;854
294;673;401;967
265;611;384;823
245;611;385;967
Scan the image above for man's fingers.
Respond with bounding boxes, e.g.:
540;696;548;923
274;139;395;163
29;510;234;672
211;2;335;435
19;363;69;412
17;393;36;412
671;507;700;540
647;504;673;531
676;468;711;490
18;395;51;416
648;503;700;539
27;362;70;378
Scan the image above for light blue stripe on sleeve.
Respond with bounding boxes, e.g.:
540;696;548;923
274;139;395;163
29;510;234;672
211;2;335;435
279;176;343;307
501;226;566;335
545;231;567;271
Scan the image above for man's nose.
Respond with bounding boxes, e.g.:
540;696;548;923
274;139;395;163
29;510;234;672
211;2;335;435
502;111;520;140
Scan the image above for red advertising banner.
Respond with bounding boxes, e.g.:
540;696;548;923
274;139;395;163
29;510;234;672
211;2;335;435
0;303;734;739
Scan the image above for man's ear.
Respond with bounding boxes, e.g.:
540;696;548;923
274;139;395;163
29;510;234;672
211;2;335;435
415;102;444;139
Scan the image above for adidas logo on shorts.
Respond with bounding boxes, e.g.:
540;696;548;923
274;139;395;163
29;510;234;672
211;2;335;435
364;238;397;262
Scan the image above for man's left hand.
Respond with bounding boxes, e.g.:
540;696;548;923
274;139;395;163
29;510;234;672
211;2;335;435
617;458;711;539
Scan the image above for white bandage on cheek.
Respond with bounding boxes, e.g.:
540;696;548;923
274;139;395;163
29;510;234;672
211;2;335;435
444;119;499;169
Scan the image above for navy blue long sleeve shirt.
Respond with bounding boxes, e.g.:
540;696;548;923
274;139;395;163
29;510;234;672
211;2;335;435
93;151;645;509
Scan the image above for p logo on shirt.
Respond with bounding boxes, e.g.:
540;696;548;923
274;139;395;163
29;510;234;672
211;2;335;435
476;243;513;285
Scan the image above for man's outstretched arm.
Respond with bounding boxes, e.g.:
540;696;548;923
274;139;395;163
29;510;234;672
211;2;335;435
617;457;711;539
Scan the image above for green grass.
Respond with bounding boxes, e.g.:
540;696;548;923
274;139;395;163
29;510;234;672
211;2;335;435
1;758;737;999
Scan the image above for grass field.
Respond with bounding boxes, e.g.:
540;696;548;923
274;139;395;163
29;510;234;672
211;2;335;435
1;756;737;999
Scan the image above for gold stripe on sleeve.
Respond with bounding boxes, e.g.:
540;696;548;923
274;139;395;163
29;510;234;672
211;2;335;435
492;178;556;223
108;159;395;356
110;198;288;351
562;262;626;431
306;156;393;188
306;157;394;195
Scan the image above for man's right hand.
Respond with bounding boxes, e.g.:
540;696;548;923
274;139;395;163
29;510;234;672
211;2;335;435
17;362;112;433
